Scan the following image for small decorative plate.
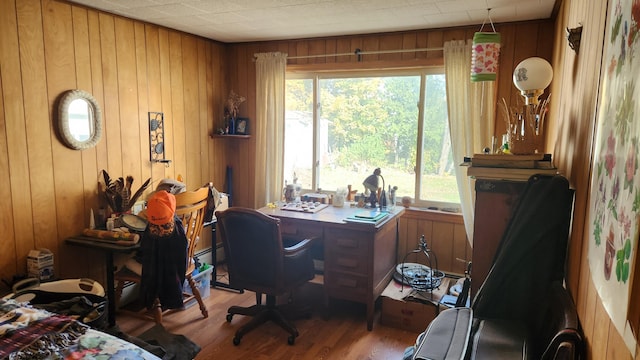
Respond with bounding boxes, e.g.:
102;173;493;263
120;214;148;232
394;262;444;290
396;262;432;279
154;142;164;154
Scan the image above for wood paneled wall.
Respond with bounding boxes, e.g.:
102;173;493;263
398;210;470;276
0;0;227;291
550;0;638;358
224;7;640;358
3;1;633;358
223;21;553;209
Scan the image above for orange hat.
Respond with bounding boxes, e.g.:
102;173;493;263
146;191;176;225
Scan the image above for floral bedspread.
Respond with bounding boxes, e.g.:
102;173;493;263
0;299;159;359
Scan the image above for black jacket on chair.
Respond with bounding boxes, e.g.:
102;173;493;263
140;216;188;310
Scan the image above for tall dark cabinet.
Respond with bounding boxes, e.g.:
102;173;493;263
471;178;526;297
468;161;557;297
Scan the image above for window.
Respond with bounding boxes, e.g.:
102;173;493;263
284;69;459;208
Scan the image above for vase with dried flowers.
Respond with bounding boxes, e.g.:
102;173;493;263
499;97;550;155
223;90;246;134
99;169;151;215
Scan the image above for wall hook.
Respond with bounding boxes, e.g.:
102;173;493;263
566;25;583;53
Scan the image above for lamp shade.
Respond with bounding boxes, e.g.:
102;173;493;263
513;57;553;104
513;57;553;91
471;32;501;82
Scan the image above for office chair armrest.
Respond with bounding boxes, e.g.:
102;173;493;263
283;237;316;255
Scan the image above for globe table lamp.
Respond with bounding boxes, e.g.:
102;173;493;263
504;57;553;154
513;57;553;105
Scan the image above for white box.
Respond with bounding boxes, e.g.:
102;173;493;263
27;248;54;281
184;266;212;307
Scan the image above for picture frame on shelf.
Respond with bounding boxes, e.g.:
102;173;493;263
235;117;249;135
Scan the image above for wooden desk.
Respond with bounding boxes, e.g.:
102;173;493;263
65;236;140;327
258;205;404;330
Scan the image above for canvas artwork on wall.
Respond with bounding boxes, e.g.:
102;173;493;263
588;0;640;351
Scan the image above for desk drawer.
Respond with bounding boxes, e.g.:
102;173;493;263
325;228;370;275
325;271;368;299
326;251;368;275
279;218;323;239
325;228;369;254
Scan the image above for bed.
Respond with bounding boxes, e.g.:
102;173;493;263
0;279;161;359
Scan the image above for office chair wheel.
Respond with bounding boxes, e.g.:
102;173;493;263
288;335;296;345
226;313;233;322
233;335;241;346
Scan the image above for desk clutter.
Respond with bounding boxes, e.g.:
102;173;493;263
6;277;107;329
280;202;328;213
81;228;140;245
83;210;148;246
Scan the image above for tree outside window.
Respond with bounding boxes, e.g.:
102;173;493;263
284;69;459;208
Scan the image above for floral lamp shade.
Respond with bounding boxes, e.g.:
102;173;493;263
471;32;501;82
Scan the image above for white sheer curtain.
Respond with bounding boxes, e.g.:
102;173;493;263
444;40;496;244
254;52;287;208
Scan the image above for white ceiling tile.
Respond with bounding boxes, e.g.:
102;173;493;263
436;0;488;13
76;0;127;10
179;0;244;13
514;1;554;18
67;0;556;42
424;11;474;26
113;6;170;20
150;3;207;17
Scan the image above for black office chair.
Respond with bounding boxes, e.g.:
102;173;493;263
215;207;316;345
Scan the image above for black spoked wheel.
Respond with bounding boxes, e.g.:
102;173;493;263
233;335;241;346
287;335;295;345
226;313;233;322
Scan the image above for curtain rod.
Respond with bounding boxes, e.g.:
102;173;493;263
287;47;444;60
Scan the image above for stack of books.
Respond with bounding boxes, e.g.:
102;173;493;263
345;209;389;224
464;153;558;180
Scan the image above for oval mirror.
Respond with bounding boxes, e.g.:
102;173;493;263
58;89;102;150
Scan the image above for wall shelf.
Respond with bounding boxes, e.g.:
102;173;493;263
210;134;250;139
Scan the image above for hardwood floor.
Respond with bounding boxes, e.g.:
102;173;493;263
116;272;420;359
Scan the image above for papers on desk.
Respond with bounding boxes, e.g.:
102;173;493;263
344;210;389;224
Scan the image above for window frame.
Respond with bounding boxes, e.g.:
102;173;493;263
285;67;460;211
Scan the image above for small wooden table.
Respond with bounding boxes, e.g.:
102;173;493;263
65;236;140;327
